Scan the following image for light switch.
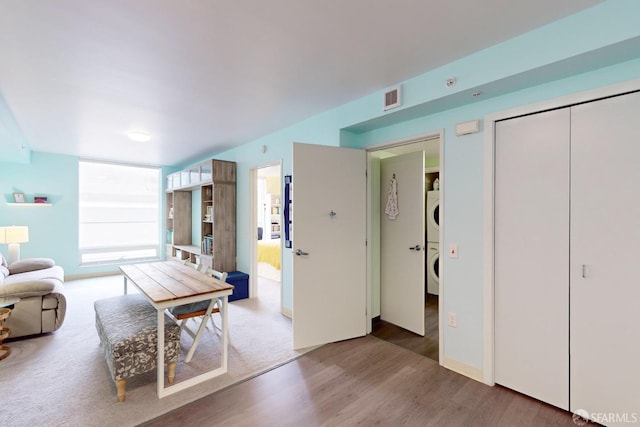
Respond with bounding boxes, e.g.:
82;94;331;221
449;244;458;258
448;312;457;327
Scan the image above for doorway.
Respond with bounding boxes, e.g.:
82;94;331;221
368;134;442;363
251;163;283;310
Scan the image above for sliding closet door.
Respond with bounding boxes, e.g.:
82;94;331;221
494;109;570;410
570;91;640;420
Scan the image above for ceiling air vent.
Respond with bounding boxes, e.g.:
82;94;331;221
383;86;401;111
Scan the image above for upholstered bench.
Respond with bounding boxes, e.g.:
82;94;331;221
94;294;181;402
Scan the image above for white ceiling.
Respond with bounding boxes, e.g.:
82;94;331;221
0;0;602;167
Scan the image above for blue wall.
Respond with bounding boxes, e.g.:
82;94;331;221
211;60;640;370
2;0;640;374
205;1;640;371
0;152;80;270
0;153;176;277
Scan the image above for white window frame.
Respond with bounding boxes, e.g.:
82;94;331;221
78;160;162;266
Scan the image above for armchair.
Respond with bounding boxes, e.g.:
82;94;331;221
0;253;66;338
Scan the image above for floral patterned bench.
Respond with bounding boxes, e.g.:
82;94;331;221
94;294;181;402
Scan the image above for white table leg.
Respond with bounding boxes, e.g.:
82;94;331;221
221;295;228;370
157;308;165;397
157;296;230;398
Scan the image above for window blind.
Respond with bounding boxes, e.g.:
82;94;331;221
79;160;161;264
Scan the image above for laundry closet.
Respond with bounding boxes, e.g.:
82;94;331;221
425;170;439;296
494;90;640;425
374;136;441;341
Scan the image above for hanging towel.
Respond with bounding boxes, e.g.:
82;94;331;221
385;176;399;219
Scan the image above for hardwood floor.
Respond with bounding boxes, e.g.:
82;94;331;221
143;335;575;426
371;293;439;362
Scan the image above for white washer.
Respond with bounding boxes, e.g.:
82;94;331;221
426;242;440;295
426;190;440;243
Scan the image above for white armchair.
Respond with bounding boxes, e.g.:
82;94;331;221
0;253;66;338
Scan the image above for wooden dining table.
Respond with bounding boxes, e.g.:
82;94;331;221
119;260;234;398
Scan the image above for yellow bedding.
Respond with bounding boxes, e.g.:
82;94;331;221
258;239;281;270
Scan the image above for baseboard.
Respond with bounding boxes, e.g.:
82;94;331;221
281;307;292;318
371;315;381;327
441;356;484;383
65;271;122;281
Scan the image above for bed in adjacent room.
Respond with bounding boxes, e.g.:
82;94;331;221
258;238;281;270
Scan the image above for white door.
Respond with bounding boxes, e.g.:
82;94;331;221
494;108;570;410
570;91;640;421
380;152;425;335
292;143;367;349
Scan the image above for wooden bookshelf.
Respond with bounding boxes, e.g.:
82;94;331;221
166;159;236;272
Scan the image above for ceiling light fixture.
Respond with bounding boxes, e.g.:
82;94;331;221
127;131;151;142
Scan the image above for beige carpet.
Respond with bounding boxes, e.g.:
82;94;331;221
258;261;281;282
1;274;312;427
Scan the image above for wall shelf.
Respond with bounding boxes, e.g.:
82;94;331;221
6;203;52;206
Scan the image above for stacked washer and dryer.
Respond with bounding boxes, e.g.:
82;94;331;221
426;190;440;295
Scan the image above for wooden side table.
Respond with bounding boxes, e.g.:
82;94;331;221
0;297;20;361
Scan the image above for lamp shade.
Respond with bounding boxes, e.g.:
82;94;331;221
0;226;29;244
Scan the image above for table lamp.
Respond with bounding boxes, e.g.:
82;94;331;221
0;226;29;264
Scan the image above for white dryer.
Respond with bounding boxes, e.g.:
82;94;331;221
426;242;440;295
426;190;440;243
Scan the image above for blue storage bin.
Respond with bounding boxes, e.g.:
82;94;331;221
226;271;249;302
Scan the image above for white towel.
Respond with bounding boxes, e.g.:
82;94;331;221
385;177;399;219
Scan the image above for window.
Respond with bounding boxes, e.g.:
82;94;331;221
79;161;161;265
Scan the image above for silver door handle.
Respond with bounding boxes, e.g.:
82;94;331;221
295;249;309;256
582;264;586;278
409;245;422;251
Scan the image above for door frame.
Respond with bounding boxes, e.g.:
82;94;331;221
249;160;283;306
366;130;444;364
482;78;640;386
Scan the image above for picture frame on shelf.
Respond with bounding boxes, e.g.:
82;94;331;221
13;192;25;203
204;205;213;222
34;195;48;204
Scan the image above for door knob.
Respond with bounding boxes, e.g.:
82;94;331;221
409;245;422;251
295;249;309;256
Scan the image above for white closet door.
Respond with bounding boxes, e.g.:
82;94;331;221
494;108;570;410
380;151;425;336
570;91;640;421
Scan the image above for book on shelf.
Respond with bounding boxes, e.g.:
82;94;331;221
201;235;214;255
